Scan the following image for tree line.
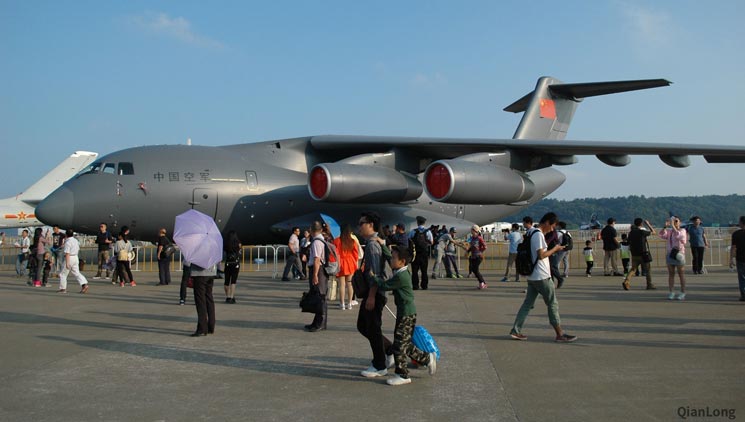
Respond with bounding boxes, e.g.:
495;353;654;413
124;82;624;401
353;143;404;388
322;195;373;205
502;194;745;229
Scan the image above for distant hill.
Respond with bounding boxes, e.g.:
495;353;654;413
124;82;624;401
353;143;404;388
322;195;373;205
501;195;745;229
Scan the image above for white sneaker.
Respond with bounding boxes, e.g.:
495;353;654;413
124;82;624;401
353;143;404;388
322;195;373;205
386;354;395;369
427;352;437;376
339;303;346;310
668;292;676;300
676;293;686;301
347;303;353;310
386;374;411;386
351;300;359;306
361;365;387;378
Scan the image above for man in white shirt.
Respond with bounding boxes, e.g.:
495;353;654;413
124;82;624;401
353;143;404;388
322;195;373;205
15;229;31;277
509;212;577;343
58;229;89;294
304;221;328;332
282;227;304;281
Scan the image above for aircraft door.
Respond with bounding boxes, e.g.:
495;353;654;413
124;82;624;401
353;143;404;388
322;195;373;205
458;205;466;221
191;188;218;218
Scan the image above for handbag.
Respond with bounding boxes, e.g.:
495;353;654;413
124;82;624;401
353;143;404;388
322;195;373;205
299;288;323;314
351;269;368;298
118;249;129;261
642;239;653;263
667;233;685;263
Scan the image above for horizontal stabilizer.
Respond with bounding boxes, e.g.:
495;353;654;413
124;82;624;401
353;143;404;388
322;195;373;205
550;79;672;101
504;78;672;113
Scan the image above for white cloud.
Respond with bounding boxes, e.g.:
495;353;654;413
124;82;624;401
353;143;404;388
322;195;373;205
129;12;225;51
617;2;675;49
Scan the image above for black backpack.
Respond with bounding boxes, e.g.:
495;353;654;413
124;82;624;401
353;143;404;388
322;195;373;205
412;228;430;254
561;231;574;251
516;230;540;276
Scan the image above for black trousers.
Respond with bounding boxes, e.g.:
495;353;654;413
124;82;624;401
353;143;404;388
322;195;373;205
158;259;171;285
443;254;459;277
282;253;303;279
179;265;191;302
357;294;390;370
308;265;328;329
224;262;239;286
469;256;485;285
116;260;131;283
411;252;429;289
192;276;215;334
691;246;705;273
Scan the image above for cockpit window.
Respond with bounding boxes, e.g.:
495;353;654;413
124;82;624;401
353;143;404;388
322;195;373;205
118;162;134;175
102;163;116;175
80;162;102;175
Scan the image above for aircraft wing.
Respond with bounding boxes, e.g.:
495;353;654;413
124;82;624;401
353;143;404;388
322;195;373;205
308;135;745;170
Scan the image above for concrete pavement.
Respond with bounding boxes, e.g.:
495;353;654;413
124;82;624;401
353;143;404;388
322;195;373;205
0;267;743;421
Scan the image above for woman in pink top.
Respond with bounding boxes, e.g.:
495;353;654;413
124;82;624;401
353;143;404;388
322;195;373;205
659;217;687;300
333;224;360;310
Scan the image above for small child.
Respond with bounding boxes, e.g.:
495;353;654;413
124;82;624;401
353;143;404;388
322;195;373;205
42;251;53;287
583;240;594;277
371;246;437;386
620;233;631;276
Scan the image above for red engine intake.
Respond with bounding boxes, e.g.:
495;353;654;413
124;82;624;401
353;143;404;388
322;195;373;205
423;160;535;204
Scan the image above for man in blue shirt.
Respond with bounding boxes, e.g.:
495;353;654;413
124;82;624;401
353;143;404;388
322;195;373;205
501;223;523;282
687;216;708;274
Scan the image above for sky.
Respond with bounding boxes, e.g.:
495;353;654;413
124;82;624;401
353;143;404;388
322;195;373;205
1;1;744;200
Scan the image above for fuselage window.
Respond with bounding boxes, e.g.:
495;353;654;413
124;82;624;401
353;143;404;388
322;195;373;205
103;163;116;175
118;162;135;175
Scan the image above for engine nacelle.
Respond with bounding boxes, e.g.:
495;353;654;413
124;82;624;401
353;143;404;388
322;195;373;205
659;154;690;168
424;160;535;204
308;163;422;203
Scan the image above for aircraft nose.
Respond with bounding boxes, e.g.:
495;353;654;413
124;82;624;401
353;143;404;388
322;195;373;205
35;187;74;228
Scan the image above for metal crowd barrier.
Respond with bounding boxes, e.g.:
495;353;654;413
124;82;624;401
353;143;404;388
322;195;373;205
0;228;737;276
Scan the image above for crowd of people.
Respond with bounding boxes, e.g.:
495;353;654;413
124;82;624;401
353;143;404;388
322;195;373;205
6;211;745;385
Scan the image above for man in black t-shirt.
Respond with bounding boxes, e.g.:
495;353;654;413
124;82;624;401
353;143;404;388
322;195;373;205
94;223;113;279
157;228;172;285
623;218;657;290
729;215;745;301
600;218;622;276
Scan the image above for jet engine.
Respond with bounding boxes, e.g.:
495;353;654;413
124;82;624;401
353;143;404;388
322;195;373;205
424;160;535;204
308;163;422;203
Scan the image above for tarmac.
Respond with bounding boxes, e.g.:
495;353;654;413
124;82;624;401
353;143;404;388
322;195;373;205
0;267;743;422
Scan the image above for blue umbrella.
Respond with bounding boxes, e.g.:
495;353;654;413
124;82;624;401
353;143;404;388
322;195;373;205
320;213;341;238
173;209;223;269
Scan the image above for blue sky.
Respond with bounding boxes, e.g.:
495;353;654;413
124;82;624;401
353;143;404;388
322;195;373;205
2;1;744;200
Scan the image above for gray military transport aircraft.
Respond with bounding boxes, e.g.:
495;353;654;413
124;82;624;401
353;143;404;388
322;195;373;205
35;77;745;243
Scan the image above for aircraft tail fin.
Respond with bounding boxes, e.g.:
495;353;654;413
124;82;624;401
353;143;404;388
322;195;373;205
18;151;98;205
504;77;671;140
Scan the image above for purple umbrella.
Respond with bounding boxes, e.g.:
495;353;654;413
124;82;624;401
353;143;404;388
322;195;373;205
173;209;223;269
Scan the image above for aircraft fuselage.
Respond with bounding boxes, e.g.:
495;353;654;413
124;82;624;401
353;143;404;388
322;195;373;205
35;137;565;243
